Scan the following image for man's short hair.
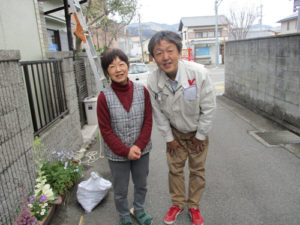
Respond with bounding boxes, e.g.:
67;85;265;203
148;31;182;57
101;48;129;77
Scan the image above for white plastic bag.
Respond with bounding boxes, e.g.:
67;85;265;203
77;171;112;213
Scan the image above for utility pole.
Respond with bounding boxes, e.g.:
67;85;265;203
298;8;300;32
259;4;263;30
215;0;223;67
138;14;145;62
124;26;129;55
294;0;300;32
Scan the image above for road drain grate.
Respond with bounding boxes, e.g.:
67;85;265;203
250;130;300;146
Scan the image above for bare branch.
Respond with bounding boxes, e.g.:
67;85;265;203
227;6;258;40
84;0;93;23
87;13;107;26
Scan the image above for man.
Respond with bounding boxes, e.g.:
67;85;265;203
147;31;216;225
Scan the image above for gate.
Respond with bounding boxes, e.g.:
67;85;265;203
74;59;88;127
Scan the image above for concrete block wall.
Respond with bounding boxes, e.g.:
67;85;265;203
46;51;83;153
78;52;101;97
0;50;36;225
225;34;300;132
0;50;83;224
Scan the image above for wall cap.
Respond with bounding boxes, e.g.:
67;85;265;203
0;50;21;62
226;33;300;44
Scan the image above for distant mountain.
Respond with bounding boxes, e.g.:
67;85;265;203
250;24;273;30
127;22;179;40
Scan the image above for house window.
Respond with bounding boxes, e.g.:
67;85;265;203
47;29;61;52
195;32;202;38
287;21;290;31
208;31;214;37
195;31;216;38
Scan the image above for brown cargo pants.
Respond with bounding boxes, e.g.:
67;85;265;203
167;127;209;209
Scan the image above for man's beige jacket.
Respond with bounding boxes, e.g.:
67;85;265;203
147;59;216;142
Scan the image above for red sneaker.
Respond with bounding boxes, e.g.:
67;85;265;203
164;206;184;224
189;208;204;225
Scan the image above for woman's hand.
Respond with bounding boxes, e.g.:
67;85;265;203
128;145;141;160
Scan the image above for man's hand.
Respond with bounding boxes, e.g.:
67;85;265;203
192;137;206;153
128;145;141;160
167;140;181;157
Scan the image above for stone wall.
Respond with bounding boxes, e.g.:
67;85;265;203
45;51;83;152
78;52;99;97
0;50;36;224
0;50;83;224
225;33;300;132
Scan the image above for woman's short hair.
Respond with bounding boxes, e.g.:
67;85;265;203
148;31;182;57
101;48;129;76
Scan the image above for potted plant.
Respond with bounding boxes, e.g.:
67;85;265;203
15;137;83;225
40;151;83;196
27;170;57;222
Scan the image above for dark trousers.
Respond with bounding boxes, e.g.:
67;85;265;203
108;153;149;219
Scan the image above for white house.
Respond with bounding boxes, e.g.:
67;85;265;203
179;15;228;65
0;0;48;60
0;0;83;60
277;12;299;34
42;0;70;52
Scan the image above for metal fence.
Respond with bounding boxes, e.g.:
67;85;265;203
74;59;88;127
21;59;69;136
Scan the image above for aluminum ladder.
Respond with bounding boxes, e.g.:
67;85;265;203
68;0;107;92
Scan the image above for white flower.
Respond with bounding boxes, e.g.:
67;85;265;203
42;184;55;201
35;182;43;190
36;176;46;183
28;204;33;208
34;178;48;195
40;211;45;216
44;203;48;207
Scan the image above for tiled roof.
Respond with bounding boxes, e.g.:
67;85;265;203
179;15;228;31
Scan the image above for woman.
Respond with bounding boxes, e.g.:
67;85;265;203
97;48;153;225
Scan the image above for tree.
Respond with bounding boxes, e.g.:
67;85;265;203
226;6;258;40
75;0;137;51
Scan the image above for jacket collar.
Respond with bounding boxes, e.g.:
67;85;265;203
157;60;190;90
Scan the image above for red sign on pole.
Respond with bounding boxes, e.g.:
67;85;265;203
182;49;194;61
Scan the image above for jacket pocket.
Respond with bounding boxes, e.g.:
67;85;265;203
182;98;199;117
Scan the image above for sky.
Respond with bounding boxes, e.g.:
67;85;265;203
135;0;296;27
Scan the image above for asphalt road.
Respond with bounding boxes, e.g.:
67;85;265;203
50;64;300;225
